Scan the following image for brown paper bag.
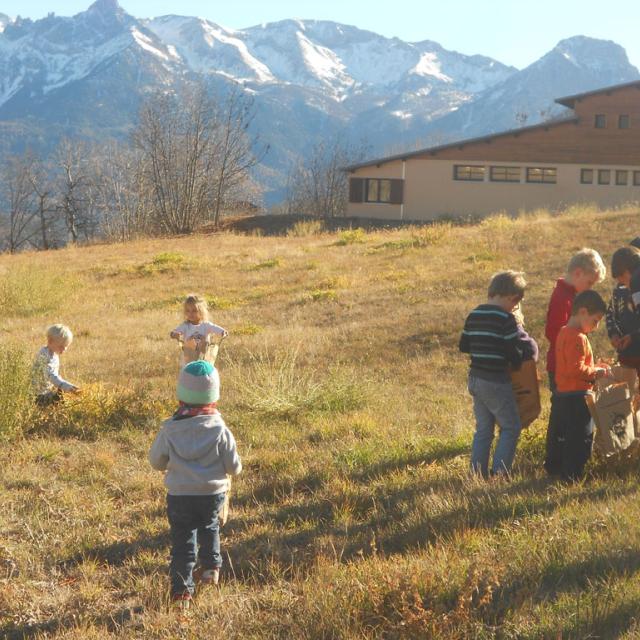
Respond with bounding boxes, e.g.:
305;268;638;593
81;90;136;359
588;382;636;457
611;365;638;393
510;360;541;428
182;336;221;365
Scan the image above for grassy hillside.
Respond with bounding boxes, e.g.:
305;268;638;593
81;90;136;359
2;207;640;639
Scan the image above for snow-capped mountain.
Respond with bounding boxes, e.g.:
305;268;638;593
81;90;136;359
0;0;638;204
421;36;640;142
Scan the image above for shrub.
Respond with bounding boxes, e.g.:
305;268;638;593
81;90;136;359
0;341;36;440
375;223;451;251
335;229;366;246
251;257;282;270
136;252;192;275
287;219;326;237
30;383;169;440
233;323;264;336
229;347;367;420
205;295;238;310
0;267;75;318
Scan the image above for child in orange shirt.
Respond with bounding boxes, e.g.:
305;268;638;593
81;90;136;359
552;290;611;481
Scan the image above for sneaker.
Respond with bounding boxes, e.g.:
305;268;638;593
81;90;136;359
171;593;192;612
199;568;220;586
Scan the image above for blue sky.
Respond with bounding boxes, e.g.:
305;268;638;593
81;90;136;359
4;0;640;70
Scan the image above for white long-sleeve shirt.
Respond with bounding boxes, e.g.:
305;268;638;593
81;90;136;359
172;321;226;366
32;347;76;395
172;321;226;341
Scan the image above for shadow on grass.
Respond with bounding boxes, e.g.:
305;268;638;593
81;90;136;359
499;551;640;639
224;472;638;583
233;438;469;509
61;529;169;569
1;605;145;640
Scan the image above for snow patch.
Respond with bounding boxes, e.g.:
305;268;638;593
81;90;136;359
131;27;173;61
411;52;451;82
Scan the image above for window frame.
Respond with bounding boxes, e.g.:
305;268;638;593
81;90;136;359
619;114;630;129
526;167;557;184
634;171;640;187
580;169;594;184
616;170;629;186
365;178;393;204
453;165;486;182
489;166;522;183
598;169;611;185
594;114;607;129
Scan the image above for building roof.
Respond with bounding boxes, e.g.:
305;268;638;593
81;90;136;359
343;78;640;172
555;79;640;108
342;115;578;172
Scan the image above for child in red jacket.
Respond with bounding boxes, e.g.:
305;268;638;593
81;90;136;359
544;248;606;476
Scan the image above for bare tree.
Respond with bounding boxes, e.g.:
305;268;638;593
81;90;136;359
0;153;38;253
54;139;96;243
210;86;267;226
94;142;152;241
28;158;56;250
285;138;369;218
133;83;264;234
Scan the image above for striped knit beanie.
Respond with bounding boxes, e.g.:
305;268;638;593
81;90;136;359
177;360;220;405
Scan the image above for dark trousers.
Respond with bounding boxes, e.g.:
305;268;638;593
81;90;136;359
548;394;594;482
35;389;63;407
167;493;226;597
544;373;562;475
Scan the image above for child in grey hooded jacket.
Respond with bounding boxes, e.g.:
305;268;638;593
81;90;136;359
149;360;242;609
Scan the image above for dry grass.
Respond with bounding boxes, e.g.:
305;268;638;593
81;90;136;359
2;204;640;638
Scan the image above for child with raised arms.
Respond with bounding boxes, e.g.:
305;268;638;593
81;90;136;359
170;294;228;365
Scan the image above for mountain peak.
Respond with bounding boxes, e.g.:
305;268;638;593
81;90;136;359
87;0;124;16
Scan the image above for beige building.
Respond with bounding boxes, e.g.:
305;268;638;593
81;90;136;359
345;81;640;220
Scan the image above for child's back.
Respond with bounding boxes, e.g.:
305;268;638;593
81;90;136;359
148;360;241;610
460;271;526;478
149;411;241;495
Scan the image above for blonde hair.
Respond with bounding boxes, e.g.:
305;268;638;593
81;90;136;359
568;248;606;282
487;270;526;299
183;294;209;323
47;324;73;344
512;304;525;326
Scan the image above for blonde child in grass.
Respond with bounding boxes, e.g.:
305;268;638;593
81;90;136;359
170;294;228;366
32;324;81;406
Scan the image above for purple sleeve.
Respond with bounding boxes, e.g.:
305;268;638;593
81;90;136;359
517;326;539;362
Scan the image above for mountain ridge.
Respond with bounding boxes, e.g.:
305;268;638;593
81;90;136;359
0;0;638;204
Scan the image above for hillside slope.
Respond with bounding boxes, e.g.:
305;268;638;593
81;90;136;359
1;207;640;638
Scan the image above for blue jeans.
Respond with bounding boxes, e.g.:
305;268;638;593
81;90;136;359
468;374;522;477
167;493;226;597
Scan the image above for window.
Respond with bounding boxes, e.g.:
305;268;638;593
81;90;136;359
490;166;521;182
598;169;611;185
634;171;640;187
366;178;392;203
348;177;404;204
526;167;557;184
616;170;629;186
580;169;594;184
619;115;630;129
595;114;607;128
454;165;485;181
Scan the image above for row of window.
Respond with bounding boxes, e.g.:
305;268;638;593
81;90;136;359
581;168;640;186
595;114;630;129
455;165;640;187
454;165;557;184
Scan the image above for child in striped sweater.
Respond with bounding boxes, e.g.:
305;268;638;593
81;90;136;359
459;271;526;478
